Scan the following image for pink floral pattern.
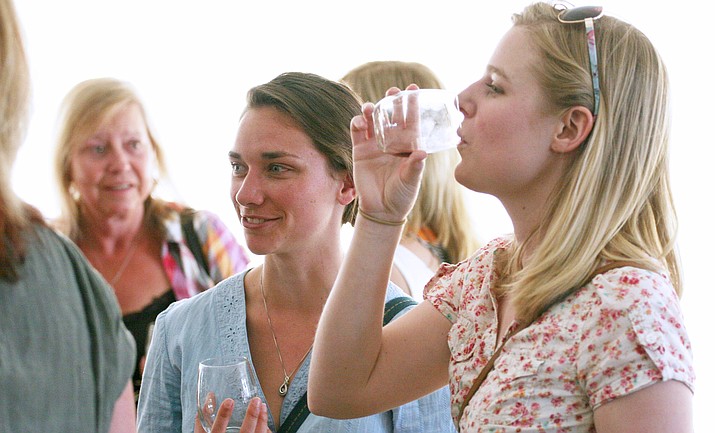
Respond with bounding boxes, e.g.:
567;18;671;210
424;237;694;432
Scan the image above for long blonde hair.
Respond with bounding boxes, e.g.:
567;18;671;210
341;61;479;263
506;3;679;322
0;0;44;281
53;78;172;240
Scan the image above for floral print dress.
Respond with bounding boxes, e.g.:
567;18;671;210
424;237;694;432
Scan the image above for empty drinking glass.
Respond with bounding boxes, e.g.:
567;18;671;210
197;356;260;433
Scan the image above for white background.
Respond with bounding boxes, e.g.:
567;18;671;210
13;1;713;430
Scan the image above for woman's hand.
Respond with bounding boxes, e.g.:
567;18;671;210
194;397;270;433
350;85;427;222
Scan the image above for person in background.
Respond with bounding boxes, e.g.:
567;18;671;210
309;3;694;432
341;60;479;300
52;77;251;403
138;71;456;433
0;0;136;431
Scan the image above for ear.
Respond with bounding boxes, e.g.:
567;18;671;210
336;171;356;206
551;106;595;153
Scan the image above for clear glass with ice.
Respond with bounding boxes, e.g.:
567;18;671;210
372;89;463;154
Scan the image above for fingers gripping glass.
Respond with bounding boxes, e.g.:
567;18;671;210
557;6;603;116
197;357;260;432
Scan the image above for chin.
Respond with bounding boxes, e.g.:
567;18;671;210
454;168;484;194
454;164;469;188
244;243;268;257
243;238;275;257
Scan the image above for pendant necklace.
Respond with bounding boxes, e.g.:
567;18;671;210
109;238;139;286
260;271;313;397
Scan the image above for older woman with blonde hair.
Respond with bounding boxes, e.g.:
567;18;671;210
53;77;250;402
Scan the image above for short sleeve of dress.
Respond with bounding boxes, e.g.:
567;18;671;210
424;237;509;323
422;237;510;422
423;262;463;323
576;267;695;409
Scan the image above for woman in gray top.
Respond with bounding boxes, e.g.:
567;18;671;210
0;0;135;431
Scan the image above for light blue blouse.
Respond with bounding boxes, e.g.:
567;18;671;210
137;269;456;433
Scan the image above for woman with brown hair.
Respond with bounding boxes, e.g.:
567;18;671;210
138;72;455;433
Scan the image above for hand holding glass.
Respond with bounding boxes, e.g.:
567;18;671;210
197;357;260;433
372;89;463;154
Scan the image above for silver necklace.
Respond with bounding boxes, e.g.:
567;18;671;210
109;240;138;286
259;271;313;397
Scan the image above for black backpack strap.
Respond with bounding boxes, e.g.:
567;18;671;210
179;210;210;275
383;296;418;326
278;393;310;433
278;295;418;432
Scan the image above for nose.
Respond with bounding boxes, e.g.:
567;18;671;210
107;143;131;172
233;170;264;208
457;83;478;119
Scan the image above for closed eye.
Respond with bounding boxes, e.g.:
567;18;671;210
486;83;503;95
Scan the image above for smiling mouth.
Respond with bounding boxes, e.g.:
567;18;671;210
243;216;268;224
107;184;132;191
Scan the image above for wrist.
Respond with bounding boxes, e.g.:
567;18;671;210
357;208;406;226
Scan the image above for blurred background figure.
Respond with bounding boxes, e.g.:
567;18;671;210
0;0;136;431
52;77;251;402
341;60;480;299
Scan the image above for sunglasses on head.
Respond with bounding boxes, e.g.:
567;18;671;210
557;6;603;116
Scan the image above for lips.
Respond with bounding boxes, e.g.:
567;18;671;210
241;213;278;227
107;183;132;191
457;129;467;145
244;216;268;224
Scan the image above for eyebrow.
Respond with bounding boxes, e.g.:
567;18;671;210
486;65;510;81
227;150;300;160
85;133;141;142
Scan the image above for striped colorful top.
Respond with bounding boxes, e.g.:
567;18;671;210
160;205;250;300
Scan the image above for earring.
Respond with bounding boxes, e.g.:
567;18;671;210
69;184;80;201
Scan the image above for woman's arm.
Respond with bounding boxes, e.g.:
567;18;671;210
109;381;137;433
310;219;453;418
309;99;452;418
593;380;692;433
